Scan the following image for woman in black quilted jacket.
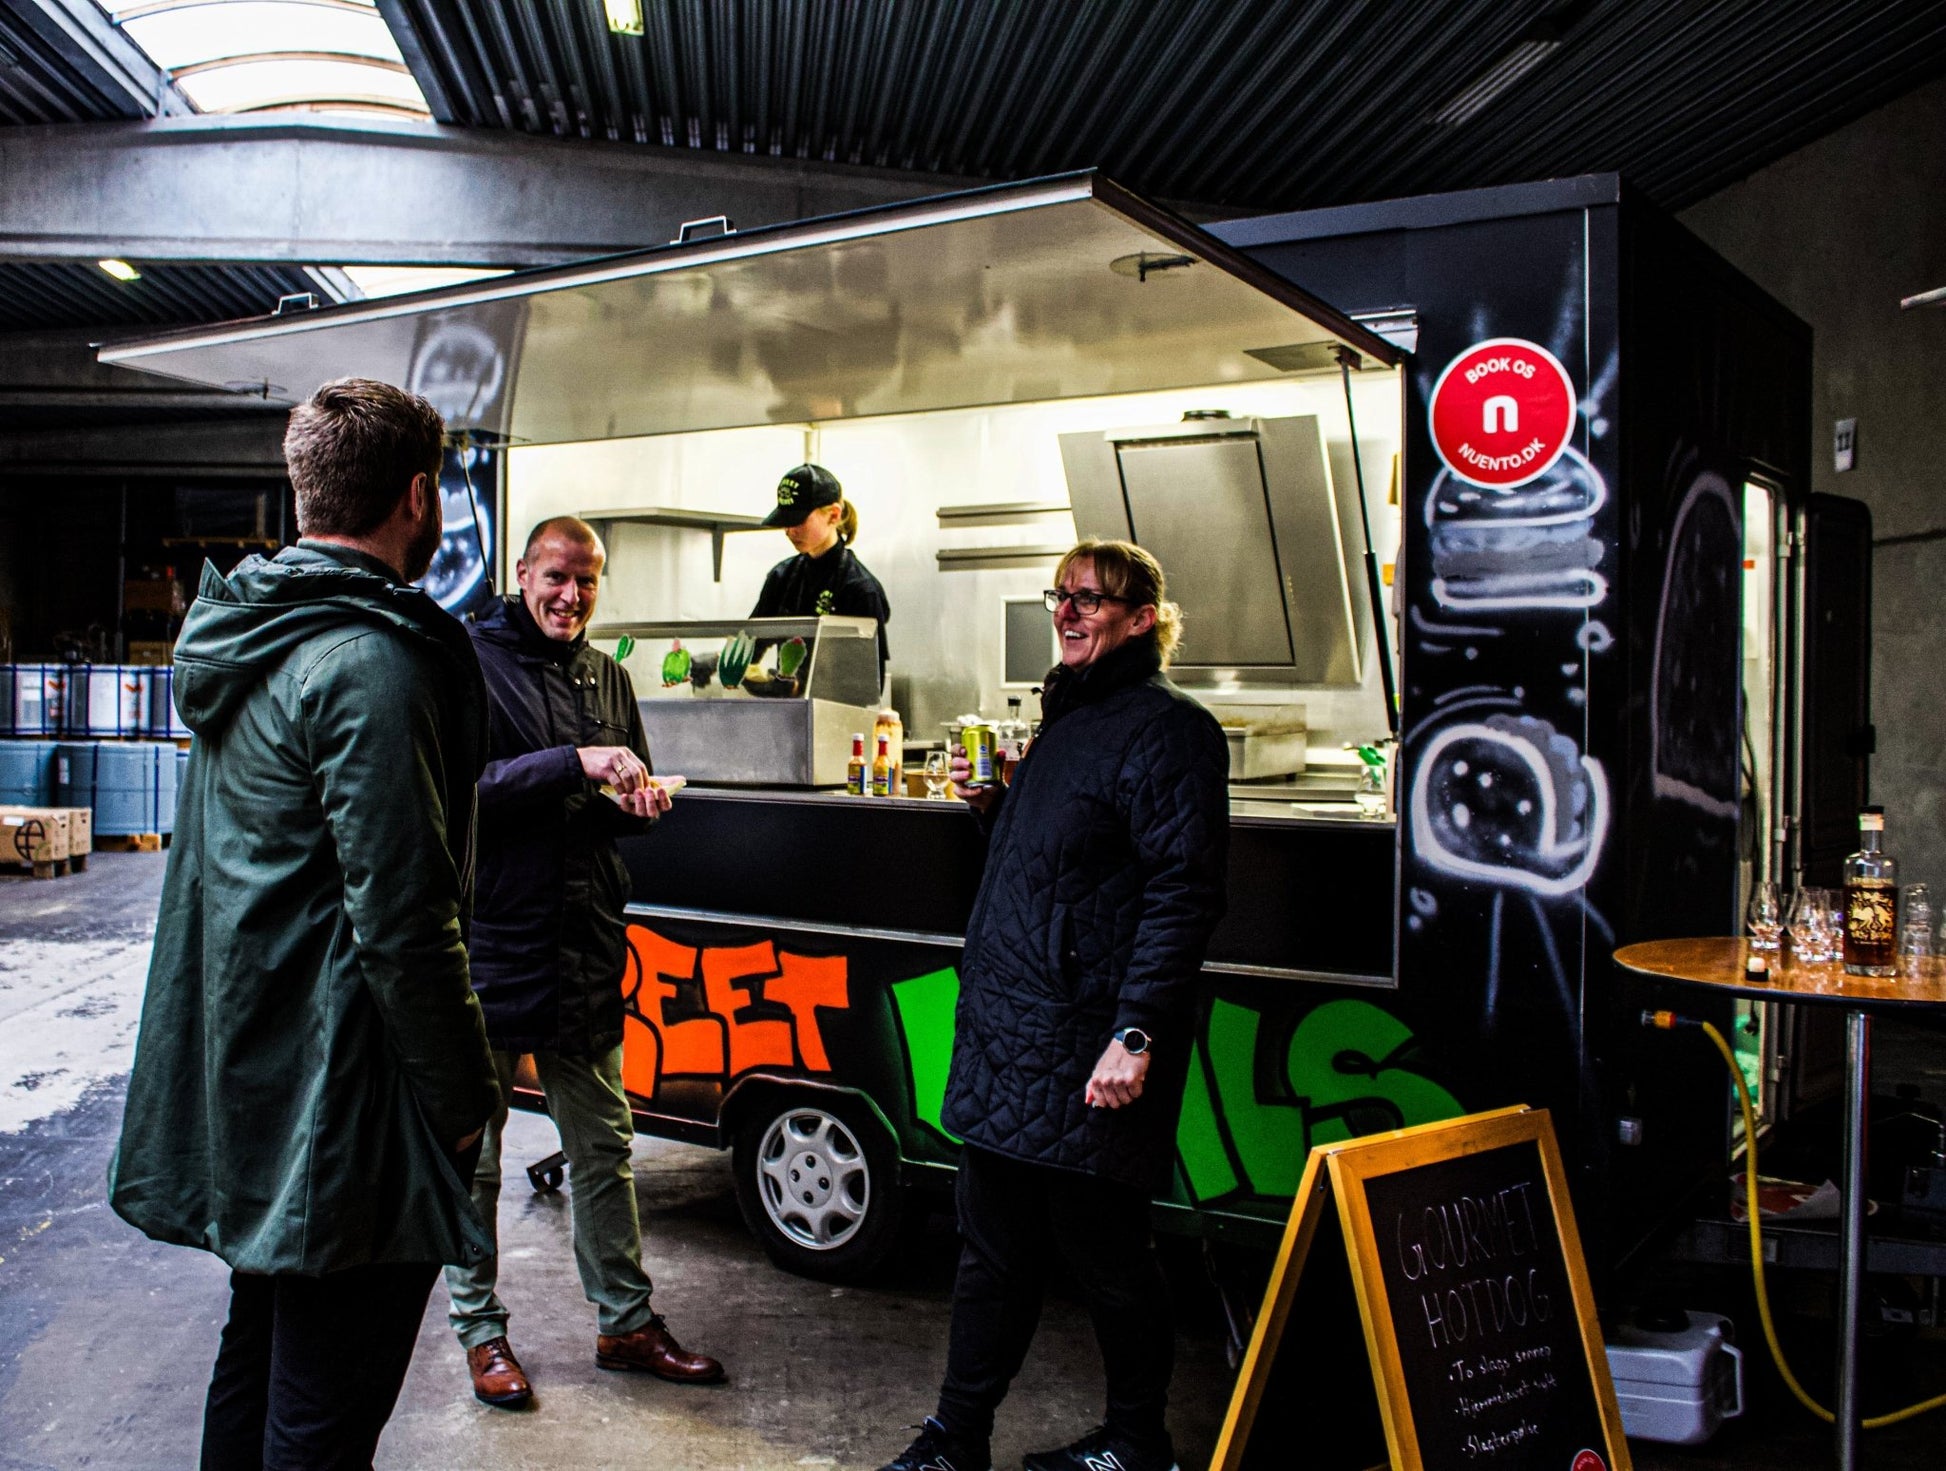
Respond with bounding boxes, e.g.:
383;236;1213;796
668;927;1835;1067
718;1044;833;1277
880;540;1229;1471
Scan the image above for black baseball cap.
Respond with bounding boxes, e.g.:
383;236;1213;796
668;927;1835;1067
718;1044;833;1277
762;463;843;528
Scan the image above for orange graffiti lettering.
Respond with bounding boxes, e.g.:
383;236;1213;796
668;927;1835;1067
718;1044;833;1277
620;923;851;1101
764;952;848;1071
628;928;724;1077
701;942;797;1075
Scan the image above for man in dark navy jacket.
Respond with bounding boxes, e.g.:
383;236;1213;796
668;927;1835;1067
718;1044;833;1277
444;515;724;1408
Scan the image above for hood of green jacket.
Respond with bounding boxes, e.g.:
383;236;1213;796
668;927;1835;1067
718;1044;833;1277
175;542;472;736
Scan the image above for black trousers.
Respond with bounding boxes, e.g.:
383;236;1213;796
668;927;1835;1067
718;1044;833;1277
200;1260;442;1471
935;1144;1174;1453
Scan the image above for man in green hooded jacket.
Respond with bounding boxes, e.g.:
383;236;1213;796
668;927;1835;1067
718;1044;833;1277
110;378;501;1470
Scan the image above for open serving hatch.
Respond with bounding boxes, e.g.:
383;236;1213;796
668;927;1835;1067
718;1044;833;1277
96;172;1400;445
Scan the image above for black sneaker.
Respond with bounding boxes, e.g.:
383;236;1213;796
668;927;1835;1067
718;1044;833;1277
1022;1425;1178;1471
878;1416;992;1471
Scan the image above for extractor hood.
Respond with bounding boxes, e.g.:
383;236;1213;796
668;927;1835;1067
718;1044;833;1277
1059;414;1364;685
95;172;1400;444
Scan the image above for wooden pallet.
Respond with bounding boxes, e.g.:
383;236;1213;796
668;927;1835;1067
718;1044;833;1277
0;855;71;880
95;832;165;853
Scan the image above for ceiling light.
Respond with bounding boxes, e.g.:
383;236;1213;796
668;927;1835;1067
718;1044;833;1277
604;0;644;37
1430;37;1560;125
98;258;142;282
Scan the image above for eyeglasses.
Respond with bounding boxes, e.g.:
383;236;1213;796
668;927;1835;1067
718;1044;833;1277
1043;588;1130;615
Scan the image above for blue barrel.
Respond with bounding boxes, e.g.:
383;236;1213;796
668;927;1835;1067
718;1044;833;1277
0;740;57;806
145;666;192;739
1;664;65;736
62;665;147;738
56;741;179;836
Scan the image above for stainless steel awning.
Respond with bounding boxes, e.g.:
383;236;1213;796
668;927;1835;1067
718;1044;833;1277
96;172;1401;445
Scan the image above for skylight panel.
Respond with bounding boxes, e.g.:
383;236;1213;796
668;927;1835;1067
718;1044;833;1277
175;56;424;115
341;266;514;299
121;2;405;70
96;0;428;118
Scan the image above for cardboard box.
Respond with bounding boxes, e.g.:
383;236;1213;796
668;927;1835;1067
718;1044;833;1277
124;579;181;615
1;807;70;863
49;806;91;854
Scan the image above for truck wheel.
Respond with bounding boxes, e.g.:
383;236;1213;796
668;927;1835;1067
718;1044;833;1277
732;1095;902;1282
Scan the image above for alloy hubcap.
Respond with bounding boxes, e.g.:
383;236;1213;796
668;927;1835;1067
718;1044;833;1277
755;1108;870;1251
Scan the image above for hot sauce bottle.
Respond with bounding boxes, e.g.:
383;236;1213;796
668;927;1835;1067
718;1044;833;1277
846;733;867;796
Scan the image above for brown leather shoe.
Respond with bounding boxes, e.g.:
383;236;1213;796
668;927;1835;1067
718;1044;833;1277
466;1336;533;1408
595;1314;725;1383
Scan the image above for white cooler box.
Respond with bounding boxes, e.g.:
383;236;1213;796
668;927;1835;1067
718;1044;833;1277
1604;1311;1744;1446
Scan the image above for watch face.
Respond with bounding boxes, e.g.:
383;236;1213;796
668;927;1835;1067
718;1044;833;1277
1118;1027;1150;1055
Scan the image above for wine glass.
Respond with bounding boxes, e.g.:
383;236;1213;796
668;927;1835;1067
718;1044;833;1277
922;750;952;800
1786;887;1826;966
1746;880;1782;952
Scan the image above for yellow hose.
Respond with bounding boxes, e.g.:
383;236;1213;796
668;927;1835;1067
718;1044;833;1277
1699;1019;1946;1428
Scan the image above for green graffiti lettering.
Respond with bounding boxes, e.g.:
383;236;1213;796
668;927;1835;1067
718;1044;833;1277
890;967;962;1142
1174;1033;1242;1203
884;974;1460;1207
1284;999;1463;1150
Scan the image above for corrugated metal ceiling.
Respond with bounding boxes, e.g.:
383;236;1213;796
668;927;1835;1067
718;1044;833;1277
378;0;1946;212
0;261;329;332
0;1;172;124
0;0;1942;349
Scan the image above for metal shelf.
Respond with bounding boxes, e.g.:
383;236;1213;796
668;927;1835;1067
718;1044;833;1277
935;501;1071;526
934;544;1070;571
579;507;769;581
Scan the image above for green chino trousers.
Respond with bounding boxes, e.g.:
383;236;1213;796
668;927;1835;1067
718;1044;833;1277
446;1046;658;1349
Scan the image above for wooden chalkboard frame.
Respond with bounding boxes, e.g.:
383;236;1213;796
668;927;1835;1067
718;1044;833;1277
1210;1106;1631;1471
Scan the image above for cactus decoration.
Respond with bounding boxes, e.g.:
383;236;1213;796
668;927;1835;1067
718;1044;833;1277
718;631;755;688
777;636;808;679
661;640;691;687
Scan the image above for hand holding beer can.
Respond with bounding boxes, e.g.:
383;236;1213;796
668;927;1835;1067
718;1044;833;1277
961;723;998;787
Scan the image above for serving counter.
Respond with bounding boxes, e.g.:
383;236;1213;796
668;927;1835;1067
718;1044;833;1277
610;787;1409;1260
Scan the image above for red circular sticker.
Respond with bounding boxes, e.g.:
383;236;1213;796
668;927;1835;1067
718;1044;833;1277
1571;1451;1608;1471
1429;337;1577;488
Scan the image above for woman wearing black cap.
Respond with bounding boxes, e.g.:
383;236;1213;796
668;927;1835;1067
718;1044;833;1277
751;462;890;678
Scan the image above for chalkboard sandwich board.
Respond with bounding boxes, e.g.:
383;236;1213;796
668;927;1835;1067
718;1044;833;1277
1212;1106;1630;1471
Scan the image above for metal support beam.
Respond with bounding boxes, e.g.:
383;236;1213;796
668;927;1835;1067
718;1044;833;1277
0;115;980;265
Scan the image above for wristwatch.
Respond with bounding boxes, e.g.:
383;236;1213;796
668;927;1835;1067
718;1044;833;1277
1113;1026;1151;1056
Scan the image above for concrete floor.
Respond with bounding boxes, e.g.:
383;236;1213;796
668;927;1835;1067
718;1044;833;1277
3;852;1945;1469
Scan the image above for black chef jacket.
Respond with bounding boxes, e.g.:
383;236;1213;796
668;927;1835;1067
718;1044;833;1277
750;543;890;676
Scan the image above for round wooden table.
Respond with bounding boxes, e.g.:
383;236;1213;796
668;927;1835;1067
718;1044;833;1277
1613;938;1946;1471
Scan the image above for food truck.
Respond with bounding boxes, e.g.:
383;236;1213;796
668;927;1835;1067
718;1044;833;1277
100;172;1848;1297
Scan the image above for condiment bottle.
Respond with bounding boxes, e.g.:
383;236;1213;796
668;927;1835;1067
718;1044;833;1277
871;733;894;798
846;733;867;796
873;708;904;795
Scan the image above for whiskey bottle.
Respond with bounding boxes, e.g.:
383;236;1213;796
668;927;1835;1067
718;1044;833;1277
1843;806;1899;978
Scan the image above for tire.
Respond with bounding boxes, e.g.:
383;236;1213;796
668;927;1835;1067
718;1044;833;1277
732;1093;904;1282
